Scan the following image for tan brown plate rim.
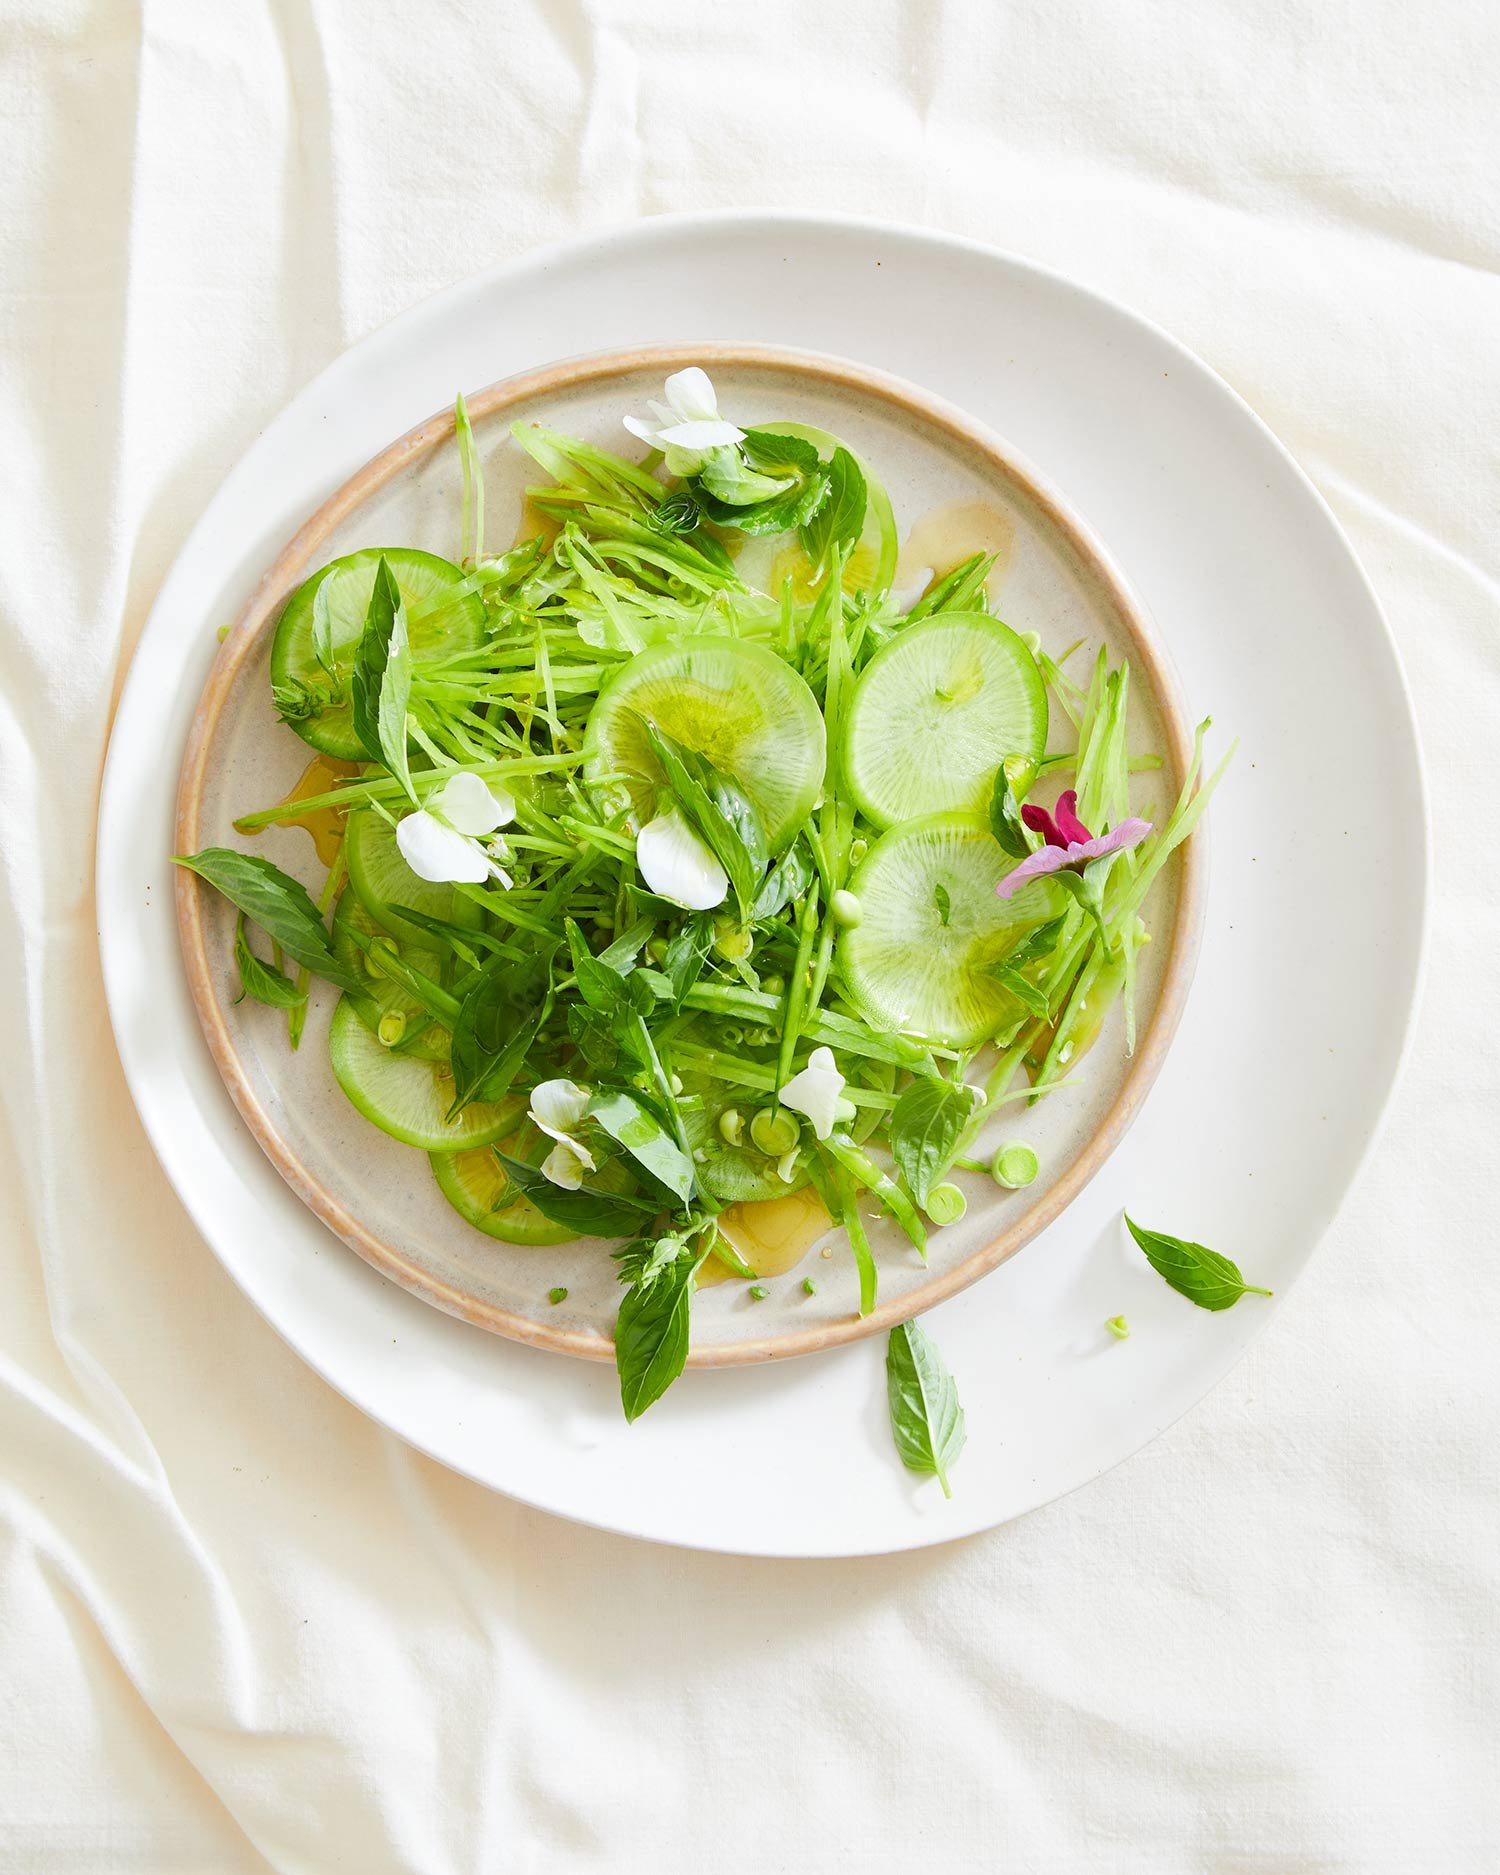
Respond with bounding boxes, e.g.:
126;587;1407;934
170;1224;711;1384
175;341;1206;1369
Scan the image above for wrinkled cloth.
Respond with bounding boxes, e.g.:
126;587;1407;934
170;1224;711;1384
1;2;1496;1870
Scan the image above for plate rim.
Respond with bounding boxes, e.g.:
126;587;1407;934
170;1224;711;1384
98;210;1430;1554
173;337;1206;1367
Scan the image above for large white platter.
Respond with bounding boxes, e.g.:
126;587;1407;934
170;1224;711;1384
97;212;1426;1556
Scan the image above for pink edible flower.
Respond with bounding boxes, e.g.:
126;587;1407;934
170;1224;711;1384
996;789;1152;899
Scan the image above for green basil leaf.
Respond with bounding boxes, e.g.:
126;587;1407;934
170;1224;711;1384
697;443;795;507
387;904;511;968
641;722;766;920
311;576;338;678
693;469;832;537
173;849;361;993
799;446;866;576
494;1153;659;1236
988;758;1032;859
447;952;553;1116
1125;1216;1274;1312
751;838;814;922
887;1078;980;1208
565;916;632;1017
885;1319;966;1496
664;913;712;1006
615;1241;699;1421
588;1088;696;1208
597;915;655;972
376;571;415;801
993;967;1052;1021
233;913;305;1010
350;555;403;768
567;1002;619;1072
934;883;952;927
740;427;821;476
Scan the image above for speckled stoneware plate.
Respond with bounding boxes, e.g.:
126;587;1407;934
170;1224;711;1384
174;341;1201;1366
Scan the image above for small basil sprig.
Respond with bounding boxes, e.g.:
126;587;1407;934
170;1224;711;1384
350;556;414;797
447;951;554;1117
988;755;1035;860
1125;1216;1273;1311
232;912;305;1010
983;914;1068;1019
885;1319;967;1497
173;849;361;993
588;1087;697;1209
614;1236;704;1421
495;1154;660;1237
799;446;867;577
641;721;767;920
887;1078;979;1209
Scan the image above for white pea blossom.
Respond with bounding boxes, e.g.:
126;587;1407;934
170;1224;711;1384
528;1079;596;1190
778;1046;846;1142
635;806;728;910
623;367;744;476
395;773;515;886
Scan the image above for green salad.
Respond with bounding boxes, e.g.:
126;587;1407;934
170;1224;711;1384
179;367;1227;1434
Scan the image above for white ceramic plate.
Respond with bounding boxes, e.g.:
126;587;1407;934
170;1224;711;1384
98;213;1427;1556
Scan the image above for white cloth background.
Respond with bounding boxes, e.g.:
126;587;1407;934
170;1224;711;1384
2;1;1495;1869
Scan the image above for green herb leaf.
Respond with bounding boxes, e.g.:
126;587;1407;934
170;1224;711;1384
993;967;1052;1021
387;904;511;968
663;913;712;1007
565;917;634;1017
988;758;1032;859
173;849;361;993
232;913;306;1010
350;555;407;774
311;577;338;679
885;1319;967;1496
447;953;553;1116
1124;1216;1273;1311
615;1238;700;1421
642;721;766;921
740;428;822;476
588;1088;697;1208
887;1078;980;1207
799;446;866;576
752;838;815;922
494;1153;659;1236
934;883;952;927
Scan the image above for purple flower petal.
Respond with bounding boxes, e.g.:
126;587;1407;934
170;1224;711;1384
1053;789;1092;846
1021;802;1067;849
1070;817;1153;865
995;817;1152;900
995;845;1073;898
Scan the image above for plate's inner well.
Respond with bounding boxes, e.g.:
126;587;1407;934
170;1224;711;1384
183;354;1187;1362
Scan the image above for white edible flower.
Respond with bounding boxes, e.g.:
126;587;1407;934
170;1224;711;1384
778;1046;846;1142
623;367;744;476
395;772;516;886
636;806;728;910
528;1079;596;1190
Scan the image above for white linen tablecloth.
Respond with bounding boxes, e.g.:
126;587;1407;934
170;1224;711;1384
2;1;1495;1868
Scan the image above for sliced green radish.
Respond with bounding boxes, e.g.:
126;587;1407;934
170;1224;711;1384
270;548;485;760
432;1141;578;1245
582;635;825;849
841;612;1046;827
345;806;465;938
328;997;521;1151
839;813;1062;1047
331;890;448;1064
